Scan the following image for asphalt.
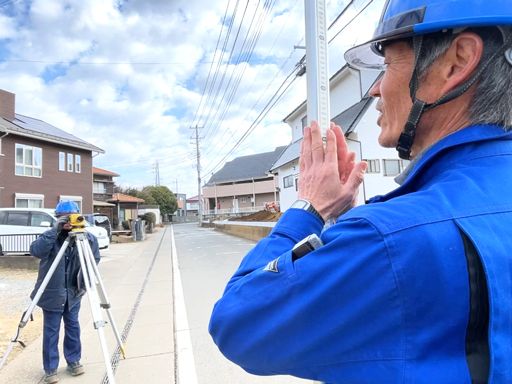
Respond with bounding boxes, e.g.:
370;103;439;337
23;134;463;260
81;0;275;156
0;226;175;384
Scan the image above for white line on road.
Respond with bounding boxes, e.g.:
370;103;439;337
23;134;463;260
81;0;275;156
171;225;199;384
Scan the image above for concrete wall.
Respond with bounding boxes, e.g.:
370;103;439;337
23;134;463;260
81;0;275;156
212;222;273;242
0;255;39;269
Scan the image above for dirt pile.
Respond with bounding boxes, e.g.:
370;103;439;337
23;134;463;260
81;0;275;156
229;210;282;222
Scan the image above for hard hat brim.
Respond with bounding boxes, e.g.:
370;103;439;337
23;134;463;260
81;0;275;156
344;41;386;71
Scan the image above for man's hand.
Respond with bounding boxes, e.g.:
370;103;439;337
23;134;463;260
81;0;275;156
298;121;367;221
56;216;72;233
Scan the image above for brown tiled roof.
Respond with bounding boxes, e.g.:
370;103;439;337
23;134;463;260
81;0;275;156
108;193;145;203
93;167;120;177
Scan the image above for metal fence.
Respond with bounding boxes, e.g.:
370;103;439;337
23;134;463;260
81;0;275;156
0;234;40;255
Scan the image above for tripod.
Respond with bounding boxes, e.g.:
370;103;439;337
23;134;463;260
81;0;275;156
0;228;126;383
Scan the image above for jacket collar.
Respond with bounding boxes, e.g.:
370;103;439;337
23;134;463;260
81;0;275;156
376;125;512;201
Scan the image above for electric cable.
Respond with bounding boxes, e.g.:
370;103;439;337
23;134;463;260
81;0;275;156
201;0;376;177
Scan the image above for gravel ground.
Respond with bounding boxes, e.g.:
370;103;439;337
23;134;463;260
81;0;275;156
0;267;42;367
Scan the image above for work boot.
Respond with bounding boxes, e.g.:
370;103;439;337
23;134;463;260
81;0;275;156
67;361;85;376
44;371;59;384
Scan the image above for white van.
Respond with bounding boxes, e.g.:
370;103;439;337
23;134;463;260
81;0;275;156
0;208;110;254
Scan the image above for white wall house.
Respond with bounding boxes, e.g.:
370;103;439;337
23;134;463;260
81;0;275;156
271;65;408;211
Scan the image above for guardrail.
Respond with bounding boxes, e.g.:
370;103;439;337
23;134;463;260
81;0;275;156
0;234;40;255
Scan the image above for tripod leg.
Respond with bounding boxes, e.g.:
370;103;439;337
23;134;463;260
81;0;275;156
75;235;116;384
81;237;126;359
0;237;72;370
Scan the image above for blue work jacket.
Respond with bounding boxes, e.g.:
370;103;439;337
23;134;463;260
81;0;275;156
30;228;100;312
209;125;512;383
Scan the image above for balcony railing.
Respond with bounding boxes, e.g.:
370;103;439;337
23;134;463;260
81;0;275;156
203;205;266;216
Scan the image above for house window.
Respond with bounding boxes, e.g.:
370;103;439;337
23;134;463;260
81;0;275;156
75;154;81;173
59;152;65;171
15;193;44;208
383;159;401;176
364;159;381;174
295;177;299;191
15;143;42;177
59;195;82;212
93;182;106;194
301;115;308;133
283;175;294;188
401;159;411;171
67;153;74;172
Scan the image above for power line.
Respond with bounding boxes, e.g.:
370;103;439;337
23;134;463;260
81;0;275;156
328;0;375;44
189;0;232;129
193;0;242;130
197;0;250;135
202;0;277;142
203;61;299;176
201;0;376;177
1;59;217;66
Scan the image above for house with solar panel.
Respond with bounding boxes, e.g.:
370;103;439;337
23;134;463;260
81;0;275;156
270;65;409;211
0;89;104;212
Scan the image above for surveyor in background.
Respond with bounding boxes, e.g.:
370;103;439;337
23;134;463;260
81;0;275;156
30;200;100;384
209;0;512;382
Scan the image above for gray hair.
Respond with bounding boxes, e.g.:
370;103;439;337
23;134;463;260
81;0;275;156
416;27;512;129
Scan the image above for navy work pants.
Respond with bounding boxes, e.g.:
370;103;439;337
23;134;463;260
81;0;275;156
42;302;81;373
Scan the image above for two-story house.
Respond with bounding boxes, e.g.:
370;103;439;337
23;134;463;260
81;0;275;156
271;66;408;210
0;89;104;212
92;167;119;220
202;147;285;216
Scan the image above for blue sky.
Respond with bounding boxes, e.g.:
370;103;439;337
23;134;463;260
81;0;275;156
0;0;383;197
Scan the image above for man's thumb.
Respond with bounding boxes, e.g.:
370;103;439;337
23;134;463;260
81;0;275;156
346;161;367;189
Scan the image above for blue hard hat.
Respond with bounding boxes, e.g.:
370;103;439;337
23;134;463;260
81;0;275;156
345;0;512;70
55;200;80;215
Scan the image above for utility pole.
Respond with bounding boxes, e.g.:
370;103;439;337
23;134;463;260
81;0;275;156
191;125;203;225
153;161;160;186
305;0;330;137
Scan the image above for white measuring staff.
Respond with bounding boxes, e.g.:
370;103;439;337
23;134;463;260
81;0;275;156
305;0;330;137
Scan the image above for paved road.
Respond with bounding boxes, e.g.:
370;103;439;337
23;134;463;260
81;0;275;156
173;222;314;384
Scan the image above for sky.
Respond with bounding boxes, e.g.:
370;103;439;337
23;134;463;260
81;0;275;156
0;0;384;197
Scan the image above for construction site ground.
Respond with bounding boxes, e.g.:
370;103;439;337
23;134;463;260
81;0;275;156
228;210;282;222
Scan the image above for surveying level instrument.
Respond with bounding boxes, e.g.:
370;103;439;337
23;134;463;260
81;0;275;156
305;0;330;137
68;213;87;229
0;218;126;383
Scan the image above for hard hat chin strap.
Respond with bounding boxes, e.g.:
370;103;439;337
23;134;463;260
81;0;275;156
396;30;512;160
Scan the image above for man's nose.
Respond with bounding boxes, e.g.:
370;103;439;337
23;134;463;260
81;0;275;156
369;77;381;97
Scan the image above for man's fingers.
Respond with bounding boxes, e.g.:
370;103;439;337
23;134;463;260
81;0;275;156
325;128;337;163
345;161;367;192
300;126;312;170
310;121;324;163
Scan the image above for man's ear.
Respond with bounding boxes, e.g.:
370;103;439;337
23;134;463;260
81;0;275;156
440;32;484;93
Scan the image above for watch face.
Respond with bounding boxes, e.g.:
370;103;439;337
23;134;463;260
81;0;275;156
292;200;309;209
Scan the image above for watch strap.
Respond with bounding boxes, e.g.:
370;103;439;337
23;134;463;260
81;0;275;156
291;199;324;225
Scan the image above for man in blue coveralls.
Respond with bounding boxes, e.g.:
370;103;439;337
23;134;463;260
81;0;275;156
209;0;512;383
30;201;100;383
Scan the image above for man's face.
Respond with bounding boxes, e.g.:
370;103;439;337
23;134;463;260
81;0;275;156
369;41;415;148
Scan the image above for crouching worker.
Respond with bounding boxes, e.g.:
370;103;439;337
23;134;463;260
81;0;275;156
30;200;100;384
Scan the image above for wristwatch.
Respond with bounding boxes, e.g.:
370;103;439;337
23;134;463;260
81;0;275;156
290;199;324;224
